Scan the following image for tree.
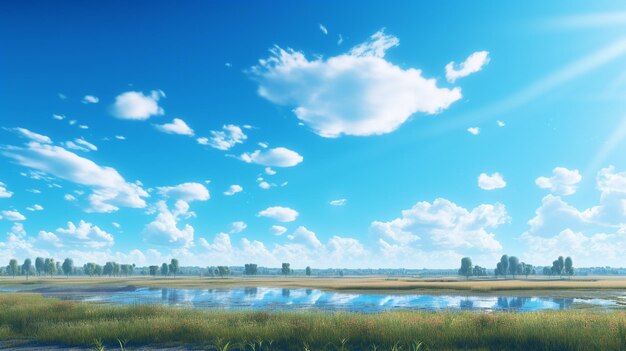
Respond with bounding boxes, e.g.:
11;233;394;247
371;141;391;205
62;258;73;277
523;263;534;278
35;257;44;276
552;256;564;277
305;266;312;276
170;259;179;278
94;264;103;276
8;259;18;278
473;265;486;277
216;266;230;277
46;258;57;277
542;267;552;276
22;259;32;280
495;262;503;278
84;263;96;277
500;255;509;279
244;264;258;275
103;262;115;277
508;256;519;278
149;265;159;276
458;257;473;280
161;263;169;276
281;263;291;275
564;257;574;278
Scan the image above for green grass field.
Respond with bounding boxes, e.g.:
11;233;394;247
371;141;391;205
0;293;625;350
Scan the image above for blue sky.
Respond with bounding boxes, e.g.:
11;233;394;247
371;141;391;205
1;1;626;268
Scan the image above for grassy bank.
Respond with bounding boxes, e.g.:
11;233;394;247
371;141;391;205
0;293;625;350
3;276;626;294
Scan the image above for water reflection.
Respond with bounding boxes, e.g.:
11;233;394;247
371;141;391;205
32;287;617;313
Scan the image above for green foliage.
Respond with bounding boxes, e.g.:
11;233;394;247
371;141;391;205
281;263;290;275
458;257;472;279
245;264;258;275
62;258;74;277
161;263;169;276
170;259;179;277
305;266;312;276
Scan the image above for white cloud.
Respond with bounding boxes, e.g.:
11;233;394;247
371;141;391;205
157;182;209;202
143;200;195;248
329;198;347;206
11;128;52;144
497;120;506;127
288;226;323;249
0;182;13;198
319;23;328;35
327;236;366;259
264;167;276;175
56;220;114;248
1;210;26;221
52;114;65;120
337;34;343;45
478;172;506;190
445;51;490;83
521;166;626;266
240;147;303;167
258;206;299;222
371;198;507;251
26;204;44;211
258;181;274;190
271;225;287;236
115;135;126;140
3;140;148;213
230;221;247;234
64;194;76;202
250;29;462;137
224;184;243;196
64;138;98;152
155;118;194;136
467;127;480;135
38;230;62;248
112;222;121;229
111;90;165;120
535;167;582;196
82;95;99;104
201;124;247;150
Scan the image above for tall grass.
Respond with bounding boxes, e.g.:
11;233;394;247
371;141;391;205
0;293;624;350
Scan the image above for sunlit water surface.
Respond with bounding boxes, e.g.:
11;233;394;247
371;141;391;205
21;287;620;312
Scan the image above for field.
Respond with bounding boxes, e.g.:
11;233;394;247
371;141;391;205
0;293;625;350
3;275;626;294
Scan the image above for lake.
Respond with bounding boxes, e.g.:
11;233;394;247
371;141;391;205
23;286;620;312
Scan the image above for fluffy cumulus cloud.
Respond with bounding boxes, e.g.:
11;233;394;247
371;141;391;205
111;90;165;120
2;136;148;213
157;182;210;202
143;200;195;248
1;210;26;221
467;127;480;135
535;167;582;196
155;118;194;136
258;206;299;222
445;51;490;83
287;226;323;248
521;166;626;266
26;204;44;211
199;125;247;150
224;184;243;196
371;198;508;252
250;29;462;137
229;221;247;234
240;147;303;167
478;172;506;190
0;182;13;198
55;220;114;248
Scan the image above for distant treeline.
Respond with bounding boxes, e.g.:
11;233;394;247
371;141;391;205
3;256;626;278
